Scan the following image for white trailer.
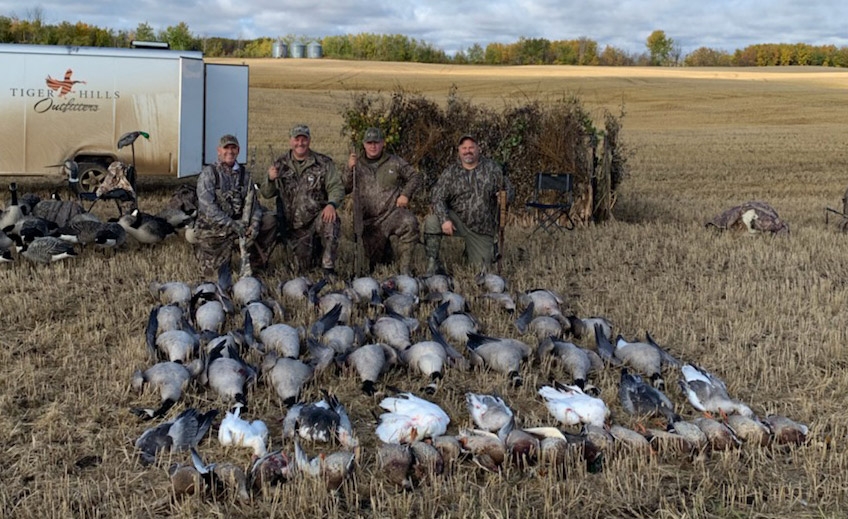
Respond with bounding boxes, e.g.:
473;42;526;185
0;43;248;189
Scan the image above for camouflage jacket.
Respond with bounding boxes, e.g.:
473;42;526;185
431;156;515;236
196;161;260;230
342;152;422;221
260;150;344;230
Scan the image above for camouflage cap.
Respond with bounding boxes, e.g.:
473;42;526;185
219;134;240;147
290;124;311;138
363;127;384;142
458;134;477;146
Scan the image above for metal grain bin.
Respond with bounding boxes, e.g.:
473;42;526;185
289;43;305;59
306;41;323;59
272;40;287;58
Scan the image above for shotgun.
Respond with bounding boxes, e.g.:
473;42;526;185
238;172;257;278
496;165;509;275
351;145;366;276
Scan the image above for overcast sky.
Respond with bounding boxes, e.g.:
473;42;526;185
5;1;848;56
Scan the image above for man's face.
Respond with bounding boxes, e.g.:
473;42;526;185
364;139;384;160
290;135;311;160
218;144;239;167
458;139;480;168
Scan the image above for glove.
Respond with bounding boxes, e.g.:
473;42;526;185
229;220;246;239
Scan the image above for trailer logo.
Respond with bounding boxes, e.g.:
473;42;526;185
45;68;85;97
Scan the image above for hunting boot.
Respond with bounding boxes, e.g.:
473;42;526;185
396;240;415;275
423;233;443;276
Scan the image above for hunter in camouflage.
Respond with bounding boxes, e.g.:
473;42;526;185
261;124;345;276
194;134;277;278
423;134;515;274
343;127;422;274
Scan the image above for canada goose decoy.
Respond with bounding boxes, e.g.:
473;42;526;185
149;281;193;309
93;221;127;249
261;352;314;406
678;363;754;419
618;367;680;424
156;206;194;229
293;441;356;491
31;192;87;228
0;245;12;263
538;383;610;429
762;414;808;446
118;209;175;244
218;406;269;457
55;218;105;247
283;391;358;448
536;336;603;392
130;359;204;419
475;271;506;293
342;342;398;395
190;447;251;503
478;292;517;314
134;407;218;466
466;331;532;387
375;393;450;444
0;183;24;230
14;235;77;264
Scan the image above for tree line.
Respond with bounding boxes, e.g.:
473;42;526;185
2;13;847;67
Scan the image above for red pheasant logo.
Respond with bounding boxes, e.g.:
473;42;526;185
45;68;86;97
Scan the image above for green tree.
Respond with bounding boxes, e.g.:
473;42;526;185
646;29;674;65
134;22;155;42
466;43;484;64
158;22;196;50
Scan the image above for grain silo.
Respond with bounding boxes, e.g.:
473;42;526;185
289;43;306;59
272;39;287;58
306;41;323;59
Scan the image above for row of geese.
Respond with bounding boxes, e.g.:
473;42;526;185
131;266;810;503
0;183;194;263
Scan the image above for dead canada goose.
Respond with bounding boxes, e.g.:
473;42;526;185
383;290;419;317
315;292;354;325
466;331;532;387
130;359;204;419
256;322;304;358
152;329;200;364
425;290;468;315
346;276;382;306
134;407;218;466
518;288;567;324
342;342;398;395
536;336;603;391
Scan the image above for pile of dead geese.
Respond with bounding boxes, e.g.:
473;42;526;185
133;266;810;504
0;182;193;263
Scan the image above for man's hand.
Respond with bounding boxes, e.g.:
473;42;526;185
267;165;279;181
441;220;455;236
347;152;358;169
229;221;246;238
396;194;409;208
322;204;338;223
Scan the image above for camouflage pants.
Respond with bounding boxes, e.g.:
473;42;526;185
286;215;340;271
423;211;496;268
363;207;419;269
193;212;278;278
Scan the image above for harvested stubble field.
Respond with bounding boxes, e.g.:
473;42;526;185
3;59;848;519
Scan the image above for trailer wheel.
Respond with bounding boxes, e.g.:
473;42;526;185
77;163;108;192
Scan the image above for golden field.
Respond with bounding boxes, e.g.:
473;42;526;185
3;59;848;518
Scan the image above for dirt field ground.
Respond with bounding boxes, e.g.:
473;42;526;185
3;60;848;518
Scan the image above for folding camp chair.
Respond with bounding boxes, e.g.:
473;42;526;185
78;160;137;216
525;173;575;235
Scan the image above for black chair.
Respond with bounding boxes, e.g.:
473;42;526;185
525;173;575;234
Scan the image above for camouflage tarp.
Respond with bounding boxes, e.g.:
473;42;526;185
706;201;789;236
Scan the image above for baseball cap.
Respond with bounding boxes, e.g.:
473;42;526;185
290;124;311;138
219;134;240;147
458;134;477;146
363;127;384;142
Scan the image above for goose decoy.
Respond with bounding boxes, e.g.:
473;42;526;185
93;221;127;249
0;245;11;263
14;235;77;264
156;206;194;229
618;367;680;424
538;383;609;429
293;441;356;491
536;336;603;392
134;407;218;466
261;352;314;406
342;342;398;395
1;183;24;231
31;192;87;228
375;393;450;444
190;447;251;503
218;407;269;457
130;359;204;419
282;391;359;448
678;363;754;418
118;209;176;244
55;218;105;247
466;331;532;387
149;281;193;309
474;271;506;293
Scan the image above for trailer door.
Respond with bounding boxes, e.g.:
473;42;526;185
203;64;249;170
